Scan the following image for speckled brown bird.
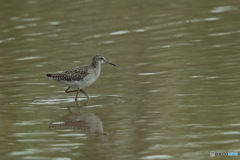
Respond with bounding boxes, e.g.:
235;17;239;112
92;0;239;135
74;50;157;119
46;55;116;102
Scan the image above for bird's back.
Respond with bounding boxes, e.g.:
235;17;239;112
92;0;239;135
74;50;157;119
46;65;91;81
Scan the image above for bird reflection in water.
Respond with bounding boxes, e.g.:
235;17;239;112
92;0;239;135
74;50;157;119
49;101;108;137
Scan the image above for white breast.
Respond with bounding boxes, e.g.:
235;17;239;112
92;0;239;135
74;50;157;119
59;66;101;89
80;66;101;88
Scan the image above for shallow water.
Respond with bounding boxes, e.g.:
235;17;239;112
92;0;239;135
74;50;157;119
1;0;240;160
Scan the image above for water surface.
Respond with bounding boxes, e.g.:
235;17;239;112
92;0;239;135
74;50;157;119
1;0;240;160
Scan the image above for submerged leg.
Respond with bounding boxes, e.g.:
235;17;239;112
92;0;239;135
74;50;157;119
75;89;80;102
65;86;89;100
80;89;90;100
65;86;79;104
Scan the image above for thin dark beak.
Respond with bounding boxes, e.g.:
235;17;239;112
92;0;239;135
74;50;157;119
105;60;116;66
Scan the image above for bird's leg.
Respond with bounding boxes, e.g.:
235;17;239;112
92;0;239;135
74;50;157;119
80;89;90;100
65;86;79;104
65;87;89;101
65;86;71;93
65;86;78;93
75;88;80;103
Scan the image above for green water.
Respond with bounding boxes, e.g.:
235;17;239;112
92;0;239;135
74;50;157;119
1;0;240;160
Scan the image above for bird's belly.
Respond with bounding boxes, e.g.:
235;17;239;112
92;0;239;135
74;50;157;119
59;80;83;88
82;74;98;87
60;74;98;89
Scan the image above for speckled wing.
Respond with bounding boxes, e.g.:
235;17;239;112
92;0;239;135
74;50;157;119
46;65;89;81
64;65;89;74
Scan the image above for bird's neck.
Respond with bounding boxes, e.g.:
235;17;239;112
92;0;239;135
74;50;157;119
92;61;101;77
92;61;101;69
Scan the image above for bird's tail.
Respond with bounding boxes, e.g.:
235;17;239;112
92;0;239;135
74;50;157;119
46;74;53;78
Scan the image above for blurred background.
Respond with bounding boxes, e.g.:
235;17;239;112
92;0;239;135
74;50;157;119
0;0;240;159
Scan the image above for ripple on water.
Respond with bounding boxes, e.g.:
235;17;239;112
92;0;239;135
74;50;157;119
51;143;84;147
15;56;43;61
13;132;55;137
221;131;240;135
58;133;86;137
48;21;61;26
16;139;51;142
102;40;115;44
32;94;125;106
133;29;145;32
210;6;236;13
22;157;71;160
138;71;168;76
141;155;174;160
23;32;44;37
8;149;43;156
110;30;129;36
21;17;41;22
12;121;43;126
199;139;239;145
228;124;240;127
31;98;82;104
208;30;240;37
15;25;26;29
